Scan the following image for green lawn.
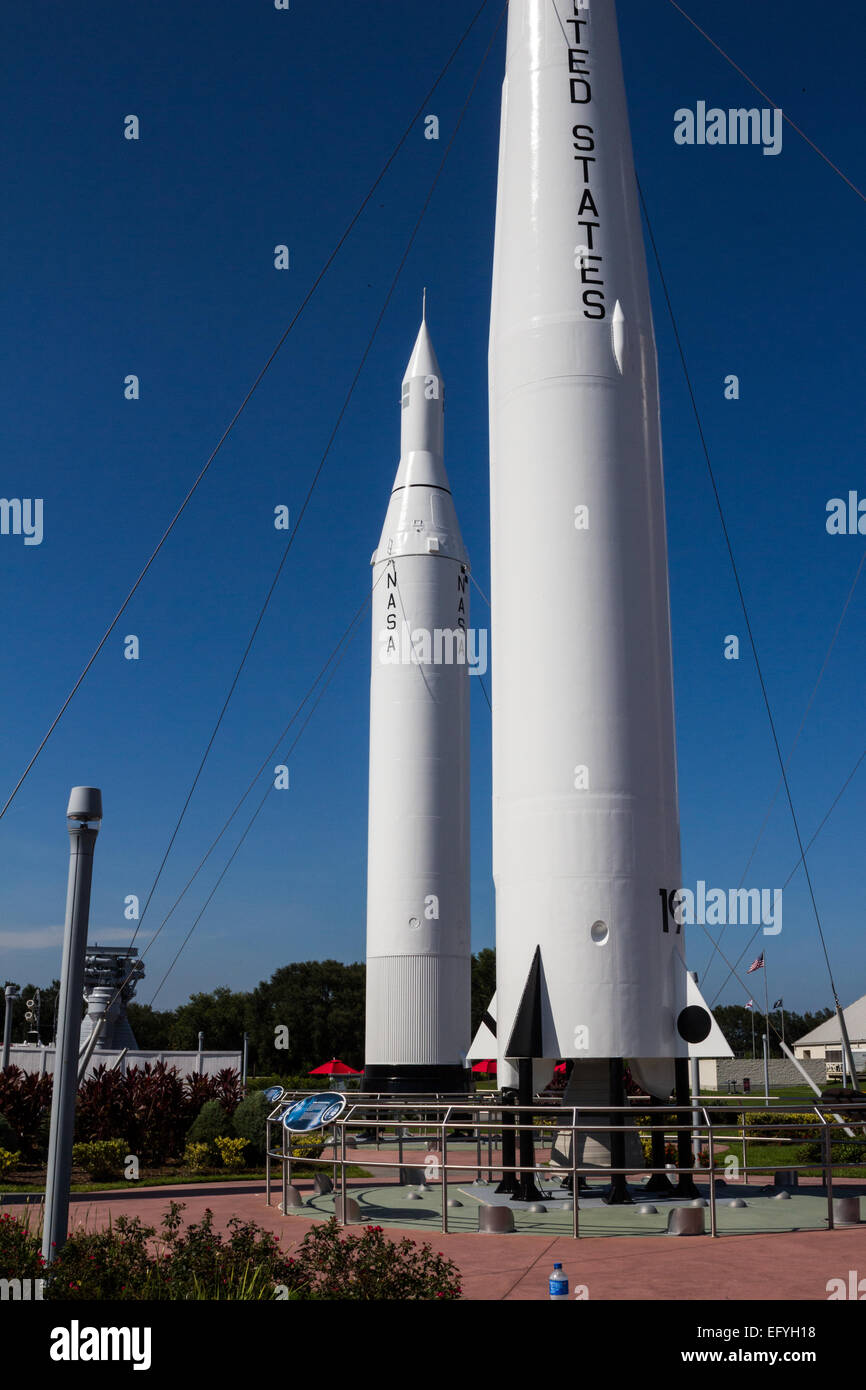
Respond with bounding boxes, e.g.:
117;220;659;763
0;1164;372;1195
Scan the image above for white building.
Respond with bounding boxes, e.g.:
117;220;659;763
794;995;866;1065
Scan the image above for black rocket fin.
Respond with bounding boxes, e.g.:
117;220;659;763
505;945;544;1058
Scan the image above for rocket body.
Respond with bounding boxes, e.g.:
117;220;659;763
489;0;688;1067
364;317;471;1092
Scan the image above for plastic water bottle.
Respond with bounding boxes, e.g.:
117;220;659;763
549;1261;569;1300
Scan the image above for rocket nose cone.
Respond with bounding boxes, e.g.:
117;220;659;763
403;318;443;385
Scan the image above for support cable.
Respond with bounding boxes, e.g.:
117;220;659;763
0;0;497;821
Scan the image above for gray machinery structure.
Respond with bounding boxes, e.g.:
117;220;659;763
79;944;145;1051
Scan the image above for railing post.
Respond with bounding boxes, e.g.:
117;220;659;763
265;1118;271;1207
572;1108;580;1239
281;1122;288;1215
740;1106;747;1181
705;1108;717;1238
441;1106;452;1234
822;1111;834;1230
340;1118;347;1197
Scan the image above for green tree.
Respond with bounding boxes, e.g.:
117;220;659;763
714;1003;833;1058
247;961;365;1075
125;1002;178;1049
167;986;251;1053
470;948;496;1040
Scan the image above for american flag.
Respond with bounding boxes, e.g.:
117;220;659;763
745;1000;754;1009
747;952;764;974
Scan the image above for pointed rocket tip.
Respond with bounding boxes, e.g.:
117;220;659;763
422;286;427;322
403;311;442;384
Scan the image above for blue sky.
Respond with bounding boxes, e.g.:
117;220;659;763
1;0;864;1022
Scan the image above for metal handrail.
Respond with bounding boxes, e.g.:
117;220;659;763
263;1094;866;1236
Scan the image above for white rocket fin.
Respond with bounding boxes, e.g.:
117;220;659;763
687;973;733;1058
467;992;497;1060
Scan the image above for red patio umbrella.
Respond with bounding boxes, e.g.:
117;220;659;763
472;1059;497;1075
309;1059;361;1076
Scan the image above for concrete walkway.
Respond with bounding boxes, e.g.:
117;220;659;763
47;1178;866;1301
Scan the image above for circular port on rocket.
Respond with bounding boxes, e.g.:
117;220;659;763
590;920;609;945
677;1005;712;1044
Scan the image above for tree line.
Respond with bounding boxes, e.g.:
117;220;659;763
4;951;830;1072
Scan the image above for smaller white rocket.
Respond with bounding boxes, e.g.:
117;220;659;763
363;306;472;1093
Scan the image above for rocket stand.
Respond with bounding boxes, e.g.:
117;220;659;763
494;1087;519;1196
644;1094;677;1195
602;1058;633;1206
512;1059;542;1203
673;1057;699;1198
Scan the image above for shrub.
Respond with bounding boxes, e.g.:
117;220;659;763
794;1140;866;1166
247;1074;320;1094
745;1111;826;1143
0;1211;43;1280
186;1098;234;1155
287;1219;462;1300
17;1202;461;1300
289;1130;326;1159
44;1202;297;1301
0;1068;52;1157
231;1092;270;1161
75;1067;127;1144
639;1135;678;1165
0;1112;20;1152
72;1139;129;1181
183;1072;220;1117
183;1142;212;1172
45;1213;157;1300
77;1062;190;1165
212;1069;242;1117
0;1148;22;1177
214;1137;249;1170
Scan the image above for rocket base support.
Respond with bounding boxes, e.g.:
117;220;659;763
360;1064;468;1096
645;1096;677;1194
602;1058;633;1206
495;1088;519;1196
673;1057;700;1198
512;1057;543;1203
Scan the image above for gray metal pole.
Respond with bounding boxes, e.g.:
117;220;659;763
42;787;102;1265
2;985;18;1070
77;1013;106;1084
690;1054;701;1163
242;1031;249;1090
689;971;701;1163
197;1030;204;1075
762;1032;770;1103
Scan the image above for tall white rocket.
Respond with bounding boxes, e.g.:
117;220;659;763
489;0;707;1086
364;308;472;1093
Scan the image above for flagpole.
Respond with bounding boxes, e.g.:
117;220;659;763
762;955;770;1048
751;1008;755;1061
780;1005;785;1047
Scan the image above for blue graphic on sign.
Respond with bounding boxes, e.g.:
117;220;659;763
281;1092;346;1132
